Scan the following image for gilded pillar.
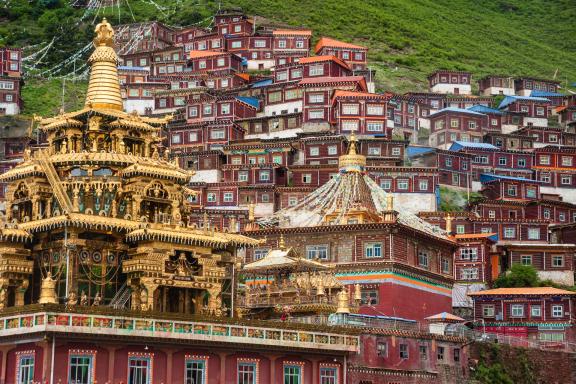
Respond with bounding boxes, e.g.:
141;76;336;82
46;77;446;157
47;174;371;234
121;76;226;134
46;198;52;218
207;286;222;316
140;281;158;311
15;279;29;307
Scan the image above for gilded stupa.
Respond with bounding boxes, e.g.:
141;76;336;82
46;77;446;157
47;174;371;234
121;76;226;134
0;19;259;315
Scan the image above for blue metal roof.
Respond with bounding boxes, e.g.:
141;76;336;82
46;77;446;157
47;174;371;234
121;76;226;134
449;141;499;151
429;107;486;117
530;90;565;98
498;95;551;109
479;173;542;184
468;104;504;115
407;146;435;157
251;79;273;88
235;96;260;109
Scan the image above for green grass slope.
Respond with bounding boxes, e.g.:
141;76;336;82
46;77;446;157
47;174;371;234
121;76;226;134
2;0;574;116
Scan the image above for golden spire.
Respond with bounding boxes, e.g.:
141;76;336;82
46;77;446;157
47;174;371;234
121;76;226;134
278;234;286;251
85;18;123;111
338;132;366;172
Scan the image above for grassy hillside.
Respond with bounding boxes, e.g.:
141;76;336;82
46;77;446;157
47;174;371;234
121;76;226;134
2;0;575;116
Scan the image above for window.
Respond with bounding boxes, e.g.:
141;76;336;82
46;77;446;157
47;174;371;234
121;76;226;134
507;184;517;196
327;146;338;155
504;227;516;239
483;305;495;317
276;71;288;81
441;258;450;274
561;156;573;167
309;65;324;76
159;98;167;108
520;105;529;113
237;362;257;384
254;39;266;48
171;134;181;144
461;248;478;261
17;354;34;384
342;104;359;115
452;173;460;185
364;242;382;258
212;40;221;48
418;250;429;268
377;342;388;357
69;354;94;384
231;41;242;49
561;175;572;185
437;346;445;361
549;134;558;143
361;289;378;305
539;155;550;165
223;192;233;203
10;51;18;60
342;120;359;131
445;158;453;167
450;119;459;128
189;107;199;117
203;105;213;115
308;93;325;103
540;173;551;183
234;25;241;32
221;78;229;88
419;345;428;360
306;245;329;260
531;305;541;317
511;304;524;318
259;171;270;182
526;187;537;198
9;63;18;71
468;121;477;129
207;193;217;203
552;255;564;267
498;157;507;167
453;349;460;362
278;40;287;48
308;109;324;120
399;344;409;359
393;179;407;190
295;40;305;49
220;103;231;115
517;158;527;167
527;228;540;240
302;174;312;184
367;105;384;115
552;305;563;318
367;122;383;132
128;356;151;384
461;268;479;280
368;147;381;156
318;367;338;384
210;129;225;140
540;332;565;342
390;148;401;157
283;365;302;384
309;147;320;156
419;180;429;191
186;358;206;384
253;248;268;261
536;107;545;116
521;255;532;265
456;225;465;234
238;171;248;182
488;210;496;219
380;180;391;190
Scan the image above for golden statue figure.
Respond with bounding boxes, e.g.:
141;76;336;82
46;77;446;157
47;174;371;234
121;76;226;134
66;291;78;308
39;271;58;304
80;290;88;306
93;291;101;306
93;18;114;47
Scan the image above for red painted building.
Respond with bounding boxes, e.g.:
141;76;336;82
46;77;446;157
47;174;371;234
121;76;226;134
533;146;576;189
331;90;390;135
469;287;576;342
514;77;560;97
428;70;472;95
314;37;368;70
409;148;473;188
429;108;489;149
0;47;22;115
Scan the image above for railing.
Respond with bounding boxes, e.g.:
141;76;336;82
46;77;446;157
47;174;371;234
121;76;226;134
0;311;360;353
37;150;73;213
239;293;340;308
109;283;131;310
451;327;576;353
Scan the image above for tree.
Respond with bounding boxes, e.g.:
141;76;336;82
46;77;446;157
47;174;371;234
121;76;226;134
492;265;539;288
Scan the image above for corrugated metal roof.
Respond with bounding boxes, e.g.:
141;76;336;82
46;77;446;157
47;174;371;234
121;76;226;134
251;79;273;88
429;107;486;117
468;104;504;115
530;90;565;97
407;146;435;157
449;141;499;151
479;173;542;184
235;96;260;109
498;95;551;109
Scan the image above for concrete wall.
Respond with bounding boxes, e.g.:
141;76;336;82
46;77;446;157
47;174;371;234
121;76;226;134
392;192;436;213
124;99;155;114
538;270;575;286
430;84;472;95
482;87;515;96
264;100;302;117
0;102;19;115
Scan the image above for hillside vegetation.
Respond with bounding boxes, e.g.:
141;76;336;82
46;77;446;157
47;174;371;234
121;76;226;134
1;0;575;116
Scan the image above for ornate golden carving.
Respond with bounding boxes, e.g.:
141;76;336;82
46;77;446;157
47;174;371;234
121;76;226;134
38;272;58;304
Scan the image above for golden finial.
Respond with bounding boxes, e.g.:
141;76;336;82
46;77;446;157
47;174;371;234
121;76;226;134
279;234;286;251
336;288;350;314
338;132;366;172
94;18;114;47
248;203;255;222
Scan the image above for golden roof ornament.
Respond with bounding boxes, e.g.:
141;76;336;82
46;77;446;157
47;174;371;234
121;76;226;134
39;272;58;304
85;18;123;111
336;288;350;314
278;234;286;251
338;132;366;172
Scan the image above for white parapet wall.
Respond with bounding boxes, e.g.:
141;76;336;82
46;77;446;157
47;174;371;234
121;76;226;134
0;102;19;115
524;117;548;127
430;84;472;95
538;271;574;286
392;192;436;213
124;99;155;115
540;186;576;204
264;100;302;117
482;87;515;96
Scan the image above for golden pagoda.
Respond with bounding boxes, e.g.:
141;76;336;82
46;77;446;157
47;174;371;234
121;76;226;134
0;19;259;316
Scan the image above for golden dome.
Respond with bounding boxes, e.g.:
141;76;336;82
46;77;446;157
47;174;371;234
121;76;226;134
85;18;123;111
338;132;366;172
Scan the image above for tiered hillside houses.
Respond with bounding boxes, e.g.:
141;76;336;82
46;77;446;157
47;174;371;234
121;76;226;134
0;8;576;383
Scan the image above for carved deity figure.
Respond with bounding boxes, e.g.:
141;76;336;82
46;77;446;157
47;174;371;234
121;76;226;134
66;291;78;308
80;290;88;306
93;291;101;306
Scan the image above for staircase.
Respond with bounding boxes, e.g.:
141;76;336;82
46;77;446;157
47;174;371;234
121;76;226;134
109;283;131;309
37;150;73;214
